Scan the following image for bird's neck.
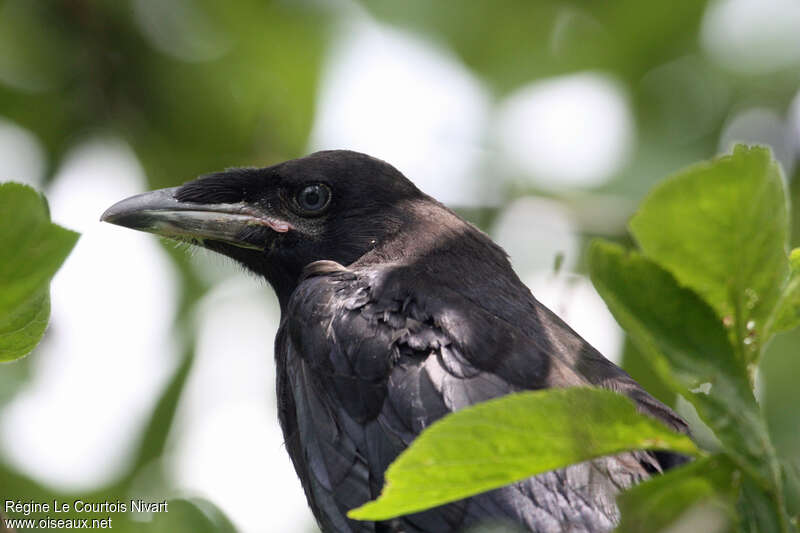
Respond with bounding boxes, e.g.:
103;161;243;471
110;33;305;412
355;201;520;291
269;199;519;314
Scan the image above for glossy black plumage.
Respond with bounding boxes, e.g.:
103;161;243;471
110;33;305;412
102;150;688;533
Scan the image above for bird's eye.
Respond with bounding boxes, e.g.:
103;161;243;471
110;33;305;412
295;184;331;214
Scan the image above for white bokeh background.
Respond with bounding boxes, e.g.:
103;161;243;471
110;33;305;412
494;73;634;190
309;17;492;207
1;2;799;532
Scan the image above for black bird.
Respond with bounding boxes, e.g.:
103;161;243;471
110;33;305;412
102;150;687;533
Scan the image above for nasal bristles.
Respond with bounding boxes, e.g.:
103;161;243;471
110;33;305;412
175;168;259;204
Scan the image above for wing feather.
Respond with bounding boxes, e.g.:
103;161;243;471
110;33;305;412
276;262;682;532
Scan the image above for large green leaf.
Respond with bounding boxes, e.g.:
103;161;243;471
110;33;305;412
616;455;736;533
629;145;790;360
349;387;698;521
0;183;78;361
588;242;773;484
588;241;745;387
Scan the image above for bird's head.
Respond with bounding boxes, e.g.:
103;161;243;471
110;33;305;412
102;150;424;307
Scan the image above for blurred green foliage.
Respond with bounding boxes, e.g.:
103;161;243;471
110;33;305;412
0;0;327;185
362;0;800;198
363;0;708;90
0;1;798;532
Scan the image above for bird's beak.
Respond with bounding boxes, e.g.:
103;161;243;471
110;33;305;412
101;187;292;250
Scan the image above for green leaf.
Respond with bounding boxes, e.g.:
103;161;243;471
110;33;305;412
0;287;49;361
348;387;698;521
768;249;800;335
616;455;736;533
588;242;773;484
588;241;744;387
629;145;790;360
0;182;78;361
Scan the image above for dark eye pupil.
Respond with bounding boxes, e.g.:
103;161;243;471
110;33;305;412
305;190;320;206
298;184;329;212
